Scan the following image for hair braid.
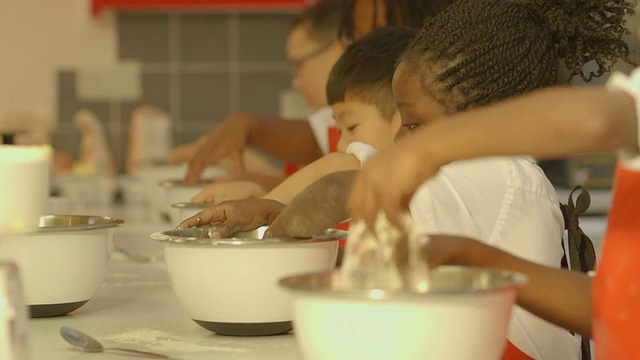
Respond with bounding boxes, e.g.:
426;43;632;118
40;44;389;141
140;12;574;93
401;0;636;112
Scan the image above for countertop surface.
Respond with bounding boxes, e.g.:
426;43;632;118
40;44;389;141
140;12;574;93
25;196;611;360
26;205;304;360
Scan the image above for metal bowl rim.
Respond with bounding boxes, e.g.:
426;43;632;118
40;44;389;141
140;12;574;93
36;214;125;233
150;227;347;246
278;266;528;298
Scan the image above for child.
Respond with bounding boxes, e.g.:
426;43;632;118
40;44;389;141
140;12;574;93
348;69;640;360
179;27;416;231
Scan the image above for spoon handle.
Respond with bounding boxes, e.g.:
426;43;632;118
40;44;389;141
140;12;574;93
106;347;179;359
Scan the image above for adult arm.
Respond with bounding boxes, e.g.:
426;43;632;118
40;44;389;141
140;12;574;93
183;114;324;183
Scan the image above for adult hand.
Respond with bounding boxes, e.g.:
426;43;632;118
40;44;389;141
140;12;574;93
177;198;284;238
190;181;267;204
184;113;260;184
165;138;202;164
348;139;441;230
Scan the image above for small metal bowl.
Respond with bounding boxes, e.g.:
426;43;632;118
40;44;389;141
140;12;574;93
37;214;124;232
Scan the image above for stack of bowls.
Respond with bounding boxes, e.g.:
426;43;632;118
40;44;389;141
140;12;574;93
151;226;345;336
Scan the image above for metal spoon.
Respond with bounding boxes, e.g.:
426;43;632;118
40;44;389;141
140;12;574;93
60;326;179;359
115;247;158;263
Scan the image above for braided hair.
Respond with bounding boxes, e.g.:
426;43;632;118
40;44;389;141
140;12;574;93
401;0;636;112
339;0;455;42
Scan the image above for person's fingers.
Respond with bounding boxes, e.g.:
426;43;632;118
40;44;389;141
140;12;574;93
208;223;232;238
176;206;226;228
184;160;206;184
229;150;245;175
177;215;202;229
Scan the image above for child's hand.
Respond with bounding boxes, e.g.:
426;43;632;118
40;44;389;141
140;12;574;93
191;181;267;204
177;198;284;238
348;139;441;230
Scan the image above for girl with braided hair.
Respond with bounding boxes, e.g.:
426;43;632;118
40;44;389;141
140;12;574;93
344;0;635;359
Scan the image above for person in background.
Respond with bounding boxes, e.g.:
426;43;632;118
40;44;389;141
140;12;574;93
177;0;455;184
347;69;640;360
179;27;414;230
168;0;344;186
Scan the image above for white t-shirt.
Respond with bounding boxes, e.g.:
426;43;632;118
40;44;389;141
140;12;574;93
606;68;640;169
347;141;580;360
307;107;335;155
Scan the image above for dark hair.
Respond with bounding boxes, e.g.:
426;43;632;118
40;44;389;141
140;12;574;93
401;0;636;112
327;26;416;120
339;0;455;42
291;0;343;46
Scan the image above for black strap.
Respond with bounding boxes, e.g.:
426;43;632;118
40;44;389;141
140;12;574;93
559;186;597;360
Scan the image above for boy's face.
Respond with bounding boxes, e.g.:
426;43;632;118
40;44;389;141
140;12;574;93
286;25;344;110
392;62;446;141
332;95;401;152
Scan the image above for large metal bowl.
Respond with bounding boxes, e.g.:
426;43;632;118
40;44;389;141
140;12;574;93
0;215;124;317
151;226;346;336
279;266;527;360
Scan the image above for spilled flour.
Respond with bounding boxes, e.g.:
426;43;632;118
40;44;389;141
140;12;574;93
340;212;431;292
104;328;250;353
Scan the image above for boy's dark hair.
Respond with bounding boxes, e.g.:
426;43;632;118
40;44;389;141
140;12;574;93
401;0;636;113
291;0;343;46
326;26;416;120
339;0;455;42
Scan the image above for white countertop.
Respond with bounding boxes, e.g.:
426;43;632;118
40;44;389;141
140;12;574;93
26;205;304;360
25;201;611;360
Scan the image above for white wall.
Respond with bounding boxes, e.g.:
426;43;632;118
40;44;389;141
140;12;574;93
0;0;116;123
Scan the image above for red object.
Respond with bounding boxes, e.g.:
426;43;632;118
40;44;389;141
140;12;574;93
501;341;534;360
328;126;340;152
334;220;350;247
92;0;308;16
283;162;304;176
592;162;640;359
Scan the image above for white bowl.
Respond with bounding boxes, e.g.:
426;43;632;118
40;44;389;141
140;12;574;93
169;202;212;228
151;227;345;336
137;160;226;218
280;267;527;360
0;215;124;317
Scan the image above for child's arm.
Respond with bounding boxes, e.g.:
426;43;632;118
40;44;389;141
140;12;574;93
350;85;638;228
191;181;267;204
425;235;593;338
264;152;361;204
267;170;356;238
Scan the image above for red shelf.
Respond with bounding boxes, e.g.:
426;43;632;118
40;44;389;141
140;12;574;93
92;0;310;16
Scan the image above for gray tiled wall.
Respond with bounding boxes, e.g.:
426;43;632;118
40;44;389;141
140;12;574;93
55;11;295;173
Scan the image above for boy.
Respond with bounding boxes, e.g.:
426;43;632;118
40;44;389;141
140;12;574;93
178;27;416;234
